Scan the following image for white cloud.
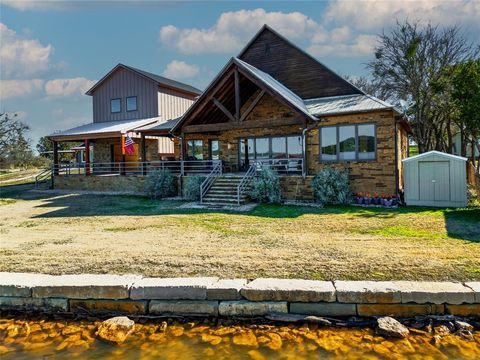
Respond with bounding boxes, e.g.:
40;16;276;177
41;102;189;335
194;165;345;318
0;23;54;78
0;79;44;100
163;60;199;79
308;31;377;57
44;77;96;98
324;0;480;31
159;8;321;54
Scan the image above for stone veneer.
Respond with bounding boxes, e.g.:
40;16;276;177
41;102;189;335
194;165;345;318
1;273;478;318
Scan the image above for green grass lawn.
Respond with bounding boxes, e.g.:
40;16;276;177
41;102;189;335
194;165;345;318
1;186;479;281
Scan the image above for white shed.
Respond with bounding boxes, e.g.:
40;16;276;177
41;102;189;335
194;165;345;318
402;151;467;207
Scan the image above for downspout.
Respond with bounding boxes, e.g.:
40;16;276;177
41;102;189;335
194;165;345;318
302;117;320;179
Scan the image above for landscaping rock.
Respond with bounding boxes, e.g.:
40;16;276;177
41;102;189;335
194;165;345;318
31;274;140;299
335;281;401;303
434;324;451;336
454;321;473;332
96;316;134;344
207;279;247;300
70;299;147;314
149;300;219;316
0;296;68;311
218;301;288;316
465;282;480;302
0;272;52;297
446;304;480;316
376;317;409;338
357;304;444;317
130;277;218;300
395;281;475;304
241;278;335;302
290;302;356;316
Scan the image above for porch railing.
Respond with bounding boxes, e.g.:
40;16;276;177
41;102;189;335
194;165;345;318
200;160;223;203
251;158;303;175
52;160;220;176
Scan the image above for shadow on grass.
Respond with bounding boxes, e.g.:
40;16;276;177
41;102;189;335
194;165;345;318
3;188;480;243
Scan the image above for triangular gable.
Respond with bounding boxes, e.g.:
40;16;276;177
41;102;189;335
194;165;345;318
238;25;363;99
171;58;317;133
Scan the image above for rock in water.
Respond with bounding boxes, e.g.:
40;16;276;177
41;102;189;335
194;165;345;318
96;317;134;344
376;317;409;339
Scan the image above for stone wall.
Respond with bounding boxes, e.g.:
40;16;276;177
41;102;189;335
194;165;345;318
280;176;314;201
1;273;478;317
174;94;408;195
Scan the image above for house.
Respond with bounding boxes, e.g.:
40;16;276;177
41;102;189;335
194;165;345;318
49;63;201;176
49;25;411;203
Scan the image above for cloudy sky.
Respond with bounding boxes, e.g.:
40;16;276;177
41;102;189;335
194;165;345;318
1;0;479;148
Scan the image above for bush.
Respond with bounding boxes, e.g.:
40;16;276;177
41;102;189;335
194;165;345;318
183;175;206;201
312;166;351;205
144;169;176;199
249;168;281;204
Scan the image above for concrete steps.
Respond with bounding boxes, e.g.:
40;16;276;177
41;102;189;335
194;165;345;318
202;175;251;206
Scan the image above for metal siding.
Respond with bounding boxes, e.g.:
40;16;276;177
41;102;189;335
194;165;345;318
157;86;194;121
91;67;158;122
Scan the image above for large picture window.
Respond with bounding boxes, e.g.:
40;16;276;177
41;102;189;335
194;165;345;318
320;124;377;161
239;135;303;162
186;140;203;160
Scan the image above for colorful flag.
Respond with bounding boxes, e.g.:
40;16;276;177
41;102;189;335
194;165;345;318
124;135;136;155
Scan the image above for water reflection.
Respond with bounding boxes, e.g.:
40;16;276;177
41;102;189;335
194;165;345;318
1;317;479;359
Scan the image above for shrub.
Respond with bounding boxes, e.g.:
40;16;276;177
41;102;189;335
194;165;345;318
312;166;351;205
183;175;206;201
249;168;282;204
144;169;176;199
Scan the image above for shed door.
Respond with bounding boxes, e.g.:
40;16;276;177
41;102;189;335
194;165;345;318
418;161;450;201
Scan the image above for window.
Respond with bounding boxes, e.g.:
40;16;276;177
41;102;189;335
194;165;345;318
287;136;303;158
320;127;337;161
255;138;269;159
126;96;137;112
186;140;203;160
339;125;356;160
271;137;287;159
209;140;220;160
358;124;376;160
110;98;121;113
320;124;376;161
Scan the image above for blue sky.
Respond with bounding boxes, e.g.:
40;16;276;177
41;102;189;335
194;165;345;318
1;0;479;148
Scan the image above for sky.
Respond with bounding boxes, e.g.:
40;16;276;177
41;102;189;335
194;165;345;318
1;0;479;149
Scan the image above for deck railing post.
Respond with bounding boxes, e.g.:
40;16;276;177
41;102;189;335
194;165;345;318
181;161;185;176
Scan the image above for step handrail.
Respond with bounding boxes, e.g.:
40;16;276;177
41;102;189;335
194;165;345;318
200;160;223;203
35;167;53;189
237;164;256;205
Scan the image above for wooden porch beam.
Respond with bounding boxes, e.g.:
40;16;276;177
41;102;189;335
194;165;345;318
212;97;236;122
183;117;303;133
234;69;241;121
84;139;91;176
240;89;265;122
52;140;59;175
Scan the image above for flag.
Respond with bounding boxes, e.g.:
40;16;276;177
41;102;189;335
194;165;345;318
123;135;135;155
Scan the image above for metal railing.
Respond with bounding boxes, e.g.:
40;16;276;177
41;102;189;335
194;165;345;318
237;164;256;205
35;167;53;189
52;160;220;177
200;160;223;203
251;158;303;175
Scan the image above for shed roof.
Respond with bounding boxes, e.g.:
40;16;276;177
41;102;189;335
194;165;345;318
135;117;182;135
402;150;468;163
85;64;202;96
49;117;160;141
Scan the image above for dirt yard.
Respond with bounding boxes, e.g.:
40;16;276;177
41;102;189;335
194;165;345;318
1;186;479;281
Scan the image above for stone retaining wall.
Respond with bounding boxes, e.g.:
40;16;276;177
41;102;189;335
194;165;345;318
1;273;478;318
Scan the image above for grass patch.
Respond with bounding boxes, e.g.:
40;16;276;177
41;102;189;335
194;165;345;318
16;220;39;228
356;225;444;239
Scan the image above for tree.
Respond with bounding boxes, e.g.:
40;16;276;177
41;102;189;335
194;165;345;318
37;136;77;159
0;112;35;168
367;21;478;153
343;75;390;101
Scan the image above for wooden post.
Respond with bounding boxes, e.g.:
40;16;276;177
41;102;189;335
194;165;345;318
52;140;59;175
120;136;126;175
234;69;241;121
141;133;147;175
84;139;90;176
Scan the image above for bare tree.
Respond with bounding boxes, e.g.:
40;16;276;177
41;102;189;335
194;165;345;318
367;21;478;153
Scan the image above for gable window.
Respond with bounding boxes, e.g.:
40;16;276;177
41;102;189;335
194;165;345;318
126;96;137;112
186;140;203;160
320;123;377;161
110;98;121;113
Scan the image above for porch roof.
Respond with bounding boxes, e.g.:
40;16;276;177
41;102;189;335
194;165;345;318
135;117;181;136
304;94;394;117
49;117;160;141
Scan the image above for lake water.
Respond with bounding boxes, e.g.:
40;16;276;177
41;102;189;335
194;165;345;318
1;317;479;359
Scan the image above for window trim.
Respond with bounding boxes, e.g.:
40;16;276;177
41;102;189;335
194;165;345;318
126;96;137;112
110;98;121;113
237;134;303;162
319;123;377;162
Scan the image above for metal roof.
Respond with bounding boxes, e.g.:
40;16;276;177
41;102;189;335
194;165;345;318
85;64;202;96
235;58;317;121
49;117;160;140
402;150;467;163
135;117;182;133
304;94;394;116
